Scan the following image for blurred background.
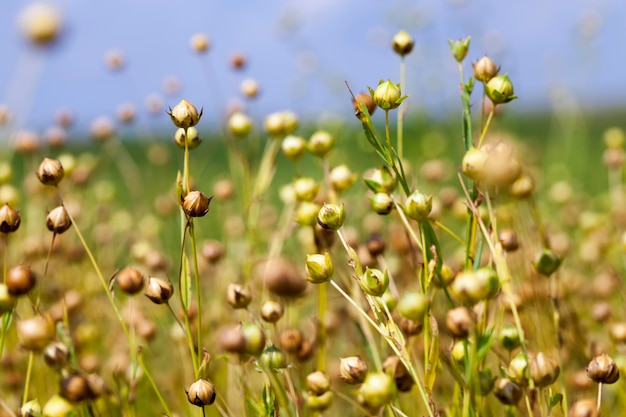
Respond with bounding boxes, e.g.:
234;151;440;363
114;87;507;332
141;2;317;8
0;0;624;137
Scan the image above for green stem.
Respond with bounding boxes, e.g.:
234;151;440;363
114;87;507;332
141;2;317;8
476;110;495;149
398;57;406;161
188;220;203;376
316;282;327;372
138;348;172;417
385;110;392;151
21;351;34;406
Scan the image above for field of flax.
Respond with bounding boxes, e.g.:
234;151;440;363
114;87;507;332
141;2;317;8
2;6;626;417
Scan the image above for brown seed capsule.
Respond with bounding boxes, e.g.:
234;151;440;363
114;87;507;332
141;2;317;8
226;283;252;309
6;265;36;296
586;353;620;384
260;300;284;323
306;371;330;395
201;240;225;263
446;306;474;339
498;228;519;251
46;205;71;234
144;277;174;304
0;203;20;233
182;191;212;217
340;356;368;385
18;3;63;46
60;373;93;403
296;338;315;362
37;157;65;186
168;99;202;129
366;233;386;257
530;352;560;387
258;257;307;298
218;324;246;354
383;355;414;392
568;399;599;417
186;378;216;407
493;378;522;405
279;328;303;354
391;30;414;56
17;314;55;351
353;92;376;117
230;52;247;70
116;267;145;295
43;342;70;371
473;56;500;83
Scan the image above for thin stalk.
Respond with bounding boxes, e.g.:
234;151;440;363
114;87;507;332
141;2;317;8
177;220;199;374
597;382;603;413
188;221;203;375
477;110;495;149
138;348;172;417
385;110;392;151
398;57;406;161
21;351;34;406
316;282;327;372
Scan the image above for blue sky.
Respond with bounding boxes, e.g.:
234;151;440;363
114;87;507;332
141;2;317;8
0;0;624;136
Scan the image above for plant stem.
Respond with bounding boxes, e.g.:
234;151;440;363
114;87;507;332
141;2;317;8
316;282;327;372
138;347;172;417
21;351;34;406
398;57;406;161
188;220;203;375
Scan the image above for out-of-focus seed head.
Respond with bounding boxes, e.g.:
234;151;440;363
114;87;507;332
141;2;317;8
317;203;345;230
201;240;225;264
498;228;519;251
510;173;535;198
173;127;202;150
305;253;334;284
450;267;500;305
90;116;115;142
370;193;394;215
6;265;36;296
0;284;16;314
446;306;473;339
260;300;284;323
264;110;298;137
353;92;376;117
20;399;41;417
358;372;395;411
42;395;74;417
37;157;65;186
182;191;212;217
46;205;71;234
281;135;307;160
448;37;471;63
586;353;620;384
104;49;125;71
478;368;495;396
230;51;247;69
279;328;303;353
609;321;626;342
369;80;405;111
397;291;430;322
568;399;599;417
329;164;357;193
383;355;414;392
186;379;216;407
462;147;488;181
403;190;433;221
18;2;63;46
530;352;560;387
391;30;414;56
260;345;287;371
507;352;530;386
144;277;174;304
359;267;389;297
190;33;210;53
366;233;386;257
43;341;70;371
431;263;455;288
473;56;500;83
340;356;368;384
0;203;20;233
227;111;253;138
364;167;397;193
168;99;202;129
116;102;135;124
213;179;234;202
485;74;517;105
242;322;266;356
493;378;523;405
218;324;246;354
240;78;260;98
45;126;67;148
293;177;320;202
60;373;94;403
226;283;252;309
499;323;521;351
306;371;330;395
308;130;335;158
306;391;333;411
532;249;561;276
116;267;145;295
17;314;55;351
258;257;307;297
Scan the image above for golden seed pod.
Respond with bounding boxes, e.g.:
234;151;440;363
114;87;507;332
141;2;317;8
371;80;403;110
281;135;308;160
168;99;202;129
306;391;333;411
330;164;357;193
498;228;519;251
530;352;560;387
190;33;210;53
42;395;74;417
89;116;115;142
493;378;523;405
0;284;16;314
397;291;430;322
213;179;234;202
201;240;225;264
182;191;212;217
586;353;620;384
462;147;488;181
0;203;21;233
260;300;284;323
358;372;395;411
568;399;599;417
403;190;433;221
370;193;394;215
173;127;202;150
308;130;335;158
257;257;307;297
43;341;70;371
353;92;376;117
364;166;397;193
45;126;67;148
306;371;330;395
391;30;414;56
218;324;246;354
260;345;287;371
14;130;39;154
20;399;41;417
340;356;368;384
473;56;500;83
509;173;535;198
264;111;298;137
116;267;145;295
609;321;626;342
240;78;261;99
46;205;72;234
60;373;94;403
17;314;56;351
226;283;252;309
37;157;65;186
446;306;473;339
242;322;266;356
305;253;334;284
279;328;303;353
6;265;36;296
144;277;174;304
317;203;345;230
293;177;320;202
507;353;530;386
227;111;253;138
18;2;63;46
186;378;216;407
383;355;414;392
450;268;500;305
